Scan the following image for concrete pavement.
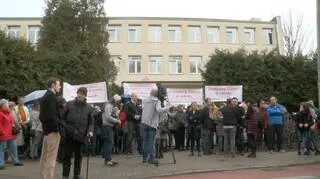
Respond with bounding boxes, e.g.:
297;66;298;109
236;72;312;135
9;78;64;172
1;151;320;179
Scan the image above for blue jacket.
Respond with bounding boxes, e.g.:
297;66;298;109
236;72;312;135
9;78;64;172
267;104;284;125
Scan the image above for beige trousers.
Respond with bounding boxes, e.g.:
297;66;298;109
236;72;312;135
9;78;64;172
40;132;61;179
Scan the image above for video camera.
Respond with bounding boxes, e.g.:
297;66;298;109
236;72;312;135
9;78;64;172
156;82;168;107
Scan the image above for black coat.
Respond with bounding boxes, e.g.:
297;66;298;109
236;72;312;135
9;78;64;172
200;106;213;129
39;90;60;135
186;110;201;127
221;105;237;126
124;101;139;122
64;99;94;142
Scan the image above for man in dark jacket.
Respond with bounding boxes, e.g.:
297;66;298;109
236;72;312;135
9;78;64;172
39;78;62;179
200;98;214;155
124;93;142;154
221;98;238;157
62;87;94;179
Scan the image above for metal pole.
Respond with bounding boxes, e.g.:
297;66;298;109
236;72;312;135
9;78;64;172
317;0;320;108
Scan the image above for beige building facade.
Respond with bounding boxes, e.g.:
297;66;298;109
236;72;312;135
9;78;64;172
0;16;284;88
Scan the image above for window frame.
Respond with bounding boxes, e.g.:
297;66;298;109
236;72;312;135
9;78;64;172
168;25;182;43
169;56;182;74
128;25;141;43
128;55;142;74
107;25;121;42
148;56;162;74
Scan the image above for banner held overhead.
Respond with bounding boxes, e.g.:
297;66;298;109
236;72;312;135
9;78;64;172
205;85;243;102
167;88;203;105
63;82;107;103
123;83;156;99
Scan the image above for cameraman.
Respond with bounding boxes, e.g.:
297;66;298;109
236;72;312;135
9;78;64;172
140;88;171;165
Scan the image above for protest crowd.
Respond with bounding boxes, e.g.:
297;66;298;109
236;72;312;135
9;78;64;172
0;78;320;179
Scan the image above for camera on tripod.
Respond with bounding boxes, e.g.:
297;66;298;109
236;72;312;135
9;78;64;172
156;82;168;107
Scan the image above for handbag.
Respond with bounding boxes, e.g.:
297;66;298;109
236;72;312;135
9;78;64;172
30;121;40;137
12;125;20;135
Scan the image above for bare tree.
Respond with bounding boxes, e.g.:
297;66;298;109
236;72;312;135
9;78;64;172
283;10;310;58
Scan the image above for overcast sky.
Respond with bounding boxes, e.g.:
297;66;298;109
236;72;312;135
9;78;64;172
0;0;317;51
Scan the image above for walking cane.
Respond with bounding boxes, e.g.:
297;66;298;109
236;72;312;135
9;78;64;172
86;137;91;179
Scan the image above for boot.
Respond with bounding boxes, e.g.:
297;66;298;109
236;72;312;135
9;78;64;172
62;164;71;178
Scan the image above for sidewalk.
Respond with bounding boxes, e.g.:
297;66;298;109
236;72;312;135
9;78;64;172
0;151;320;179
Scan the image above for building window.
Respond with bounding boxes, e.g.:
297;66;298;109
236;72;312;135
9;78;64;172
188;26;201;43
111;55;121;74
149;56;162;74
148;25;162;42
128;56;141;74
169;56;182;74
108;25;121;42
207;26;219;43
244;28;255;44
128;25;141;42
226;27;238;43
168;25;181;42
28;26;40;44
189;56;202;74
263;28;273;45
7;26;20;38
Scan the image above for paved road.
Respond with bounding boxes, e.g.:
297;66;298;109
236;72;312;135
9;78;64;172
154;164;320;179
0;151;320;179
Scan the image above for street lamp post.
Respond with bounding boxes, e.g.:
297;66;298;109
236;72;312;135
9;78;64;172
317;0;320;107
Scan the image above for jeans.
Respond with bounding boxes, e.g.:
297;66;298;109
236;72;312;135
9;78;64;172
62;139;84;177
0;139;20;166
217;135;224;151
312;128;320;152
202;128;213;154
190;126;201;153
248;134;257;154
126;121;142;154
140;124;156;162
268;124;284;151
297;130;311;152
223;126;236;153
102;126;114;162
236;126;244;153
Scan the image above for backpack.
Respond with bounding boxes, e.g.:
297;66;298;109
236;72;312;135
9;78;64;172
119;111;127;128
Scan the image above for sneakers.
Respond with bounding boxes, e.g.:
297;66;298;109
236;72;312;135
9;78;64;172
104;161;118;167
298;151;302;156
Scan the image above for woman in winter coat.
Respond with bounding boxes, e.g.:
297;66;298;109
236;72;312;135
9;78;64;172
0;99;23;170
29;102;42;160
186;102;201;156
246;101;260;158
296;103;314;156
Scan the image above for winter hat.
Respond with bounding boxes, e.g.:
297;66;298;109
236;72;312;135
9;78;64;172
77;87;88;97
0;99;9;107
113;94;121;102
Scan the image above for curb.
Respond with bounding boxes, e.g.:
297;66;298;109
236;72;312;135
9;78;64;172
141;161;320;179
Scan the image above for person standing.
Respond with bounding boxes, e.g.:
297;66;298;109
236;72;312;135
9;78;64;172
200;98;214;155
221;99;237;158
187;102;201;156
140;89;171;165
246;101;260;158
29;102;43;160
267;96;285;153
62;87;94;179
39;78;62;179
296;103;314;156
13;97;30;155
124;93;142;154
102;94;122;167
0;99;24;170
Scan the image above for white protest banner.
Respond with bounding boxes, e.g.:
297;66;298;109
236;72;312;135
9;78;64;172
123;83;156;99
205;85;243;102
167;88;203;104
63;81;107;103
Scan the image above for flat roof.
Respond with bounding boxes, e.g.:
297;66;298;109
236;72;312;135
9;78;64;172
0;16;277;24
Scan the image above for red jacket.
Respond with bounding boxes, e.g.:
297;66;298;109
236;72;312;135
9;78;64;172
0;108;17;141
